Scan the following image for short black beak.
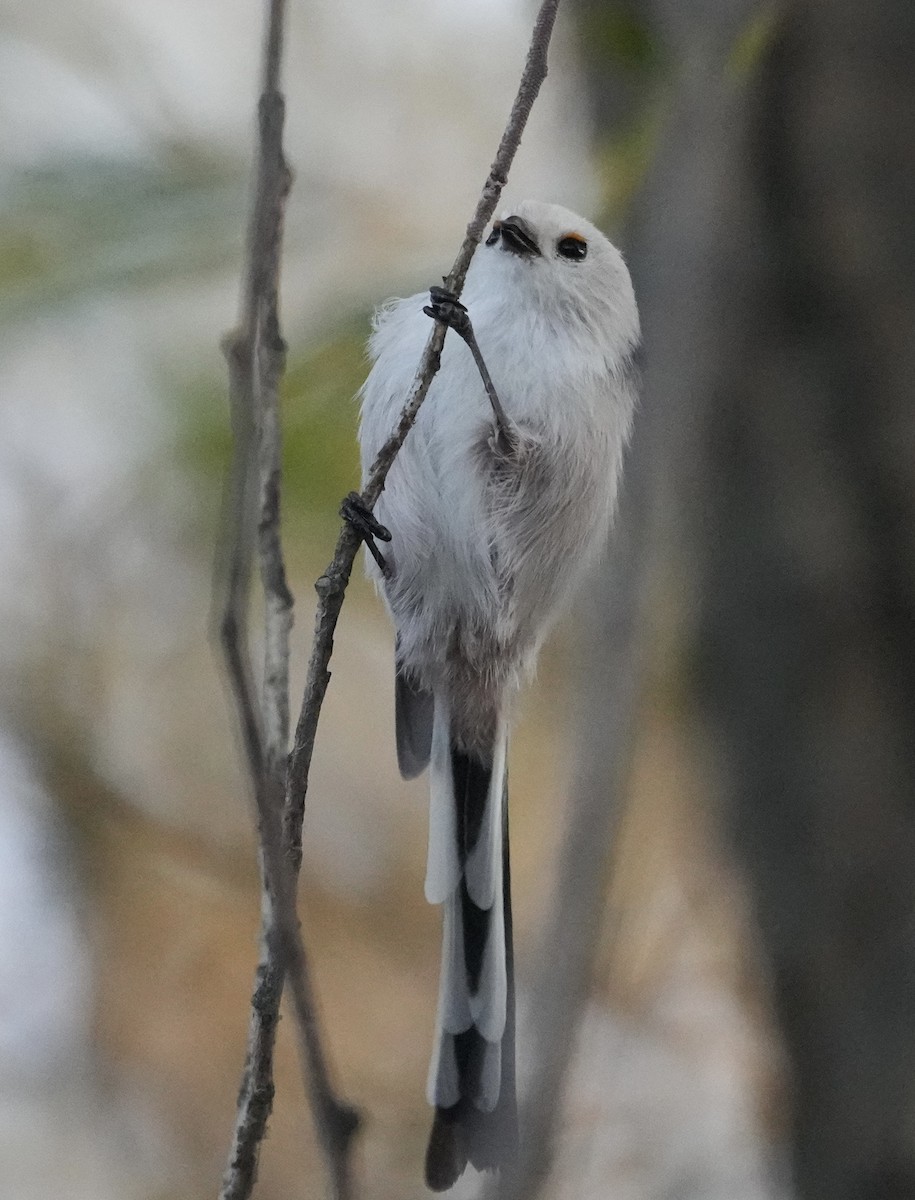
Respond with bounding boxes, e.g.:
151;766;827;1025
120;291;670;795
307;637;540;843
495;215;540;258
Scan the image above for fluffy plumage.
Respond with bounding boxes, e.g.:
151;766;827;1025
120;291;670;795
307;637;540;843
358;200;640;1190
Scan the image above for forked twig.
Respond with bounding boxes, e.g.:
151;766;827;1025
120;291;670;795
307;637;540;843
220;1;563;1198
217;3;357;1200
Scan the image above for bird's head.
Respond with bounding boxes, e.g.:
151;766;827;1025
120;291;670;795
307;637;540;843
474;199;639;363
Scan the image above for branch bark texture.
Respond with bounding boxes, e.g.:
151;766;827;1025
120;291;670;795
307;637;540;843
217;3;357;1200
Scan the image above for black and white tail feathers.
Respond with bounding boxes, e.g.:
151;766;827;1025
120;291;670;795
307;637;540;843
395;666;517;1192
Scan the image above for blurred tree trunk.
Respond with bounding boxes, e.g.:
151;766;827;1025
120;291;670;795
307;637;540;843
694;3;915;1198
573;1;915;1198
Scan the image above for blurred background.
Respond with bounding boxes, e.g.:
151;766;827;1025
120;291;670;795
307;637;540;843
1;1;912;1198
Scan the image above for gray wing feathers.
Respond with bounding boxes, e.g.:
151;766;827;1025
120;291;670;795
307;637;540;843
395;667;434;779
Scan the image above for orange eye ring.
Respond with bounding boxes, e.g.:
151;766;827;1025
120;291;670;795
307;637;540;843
557;232;587;260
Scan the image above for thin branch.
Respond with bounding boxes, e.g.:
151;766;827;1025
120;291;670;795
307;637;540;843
217;2;357;1200
224;1;563;1196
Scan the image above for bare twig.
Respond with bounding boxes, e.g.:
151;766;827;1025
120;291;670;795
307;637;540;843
223;1;563;1196
217;3;357;1200
423;288;517;449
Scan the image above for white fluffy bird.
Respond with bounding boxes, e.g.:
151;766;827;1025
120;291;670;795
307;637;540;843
356;200;640;1190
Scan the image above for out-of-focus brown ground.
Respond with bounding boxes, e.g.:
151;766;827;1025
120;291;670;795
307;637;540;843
60;564;785;1198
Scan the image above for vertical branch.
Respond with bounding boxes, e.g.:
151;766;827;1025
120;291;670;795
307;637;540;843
217;2;358;1199
255;297;293;773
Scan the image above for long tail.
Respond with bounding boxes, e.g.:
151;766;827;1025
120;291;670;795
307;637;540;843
422;694;517;1191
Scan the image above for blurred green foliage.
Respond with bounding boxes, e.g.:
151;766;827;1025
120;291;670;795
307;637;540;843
0;146;368;544
576;4;662;73
569;4;667;227
176;327;368;540
727;2;783;81
0;151;242;324
587;1;783;223
597;100;665;227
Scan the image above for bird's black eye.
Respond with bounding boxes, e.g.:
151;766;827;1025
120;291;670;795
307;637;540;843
557;235;587;261
485;222;501;247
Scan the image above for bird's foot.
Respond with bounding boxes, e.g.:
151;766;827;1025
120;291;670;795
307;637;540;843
424;286;518;454
340;491;392;576
423;285;472;340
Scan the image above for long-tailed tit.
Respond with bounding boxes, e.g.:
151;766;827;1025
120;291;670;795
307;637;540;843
354;200;640;1190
